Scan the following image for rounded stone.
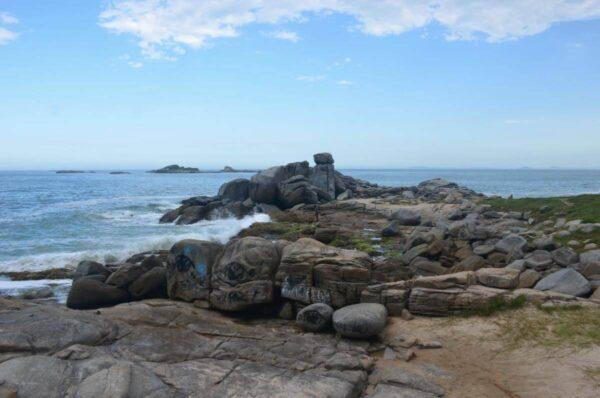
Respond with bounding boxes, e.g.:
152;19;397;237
332;303;387;338
296;303;334;332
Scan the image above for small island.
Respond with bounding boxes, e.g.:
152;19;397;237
56;170;94;174
148;165;259;174
109;171;131;175
148;164;200;174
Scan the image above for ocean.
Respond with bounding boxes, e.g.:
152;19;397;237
1;169;599;279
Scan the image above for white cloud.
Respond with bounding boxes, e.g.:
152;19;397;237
338;80;354;85
267;30;299;42
100;1;600;59
0;12;18;46
296;75;325;82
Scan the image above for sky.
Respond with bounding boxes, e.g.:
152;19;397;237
0;0;599;170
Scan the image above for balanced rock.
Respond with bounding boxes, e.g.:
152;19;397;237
332;303;387;338
296;303;334;332
167;240;223;302
314;152;334;165
210;237;281;311
534;268;591;297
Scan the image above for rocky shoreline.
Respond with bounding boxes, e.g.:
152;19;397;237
1;153;599;397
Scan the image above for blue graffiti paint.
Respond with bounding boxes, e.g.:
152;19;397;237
195;263;207;278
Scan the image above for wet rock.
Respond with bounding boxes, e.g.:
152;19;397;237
333;303;387;338
129;267;168;300
296;303;334;332
73;260;111;281
210;237;281;311
167;240;223;302
66;278;130;309
218;178;250;202
534;268;592;297
105;263;147;288
176;205;209;225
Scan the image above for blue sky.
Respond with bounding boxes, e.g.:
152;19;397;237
0;1;599;169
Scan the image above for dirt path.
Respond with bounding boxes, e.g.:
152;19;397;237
380;311;600;398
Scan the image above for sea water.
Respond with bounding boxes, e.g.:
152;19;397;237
1;169;599;277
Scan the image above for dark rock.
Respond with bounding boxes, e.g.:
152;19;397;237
73;260;110;281
314;152;334;165
309;164;336;198
296;303;334;332
66;278;130;309
332;303;387;338
218;178;250;202
314;227;339;244
381;220;401;237
249;161;310;204
129;267;168;300
175;205;209;225
534;268;591;297
149;164;200;173
210;237;281;311
105;263;146;288
159;208;180;223
167;240;223;302
390;209;421;226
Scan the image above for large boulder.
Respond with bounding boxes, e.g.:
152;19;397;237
249;161;310;204
551;247;579;267
167;240;223;302
105;263;147;288
408;285;506;316
73;260;111;281
534;268;592;297
578;250;600;279
475;268;520;289
66;278;130;309
175;205;209;225
276;238;373;308
296;303;334;332
278;175;324;209
390;208;421;226
495;234;527;255
309;164;336;198
332;303;387;338
129;267;168;300
210;237;281;311
218;178;250;202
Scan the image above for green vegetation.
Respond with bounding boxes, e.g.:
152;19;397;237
238;221;314;241
554;229;600;253
460;295;527;317
482;194;600;224
497;305;600;349
330;234;378;254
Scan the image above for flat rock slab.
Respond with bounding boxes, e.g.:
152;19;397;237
0;298;379;398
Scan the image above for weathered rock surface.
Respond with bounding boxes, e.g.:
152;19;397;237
0;298;374;398
408;285;506;316
210;237;281;311
276;238;373;308
534;268;592;297
578;250;600;279
296;303;334;332
333;303;387;338
66;278;130;309
476;267;520;289
390;208;421;226
167;239;223;302
217;178;250;201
